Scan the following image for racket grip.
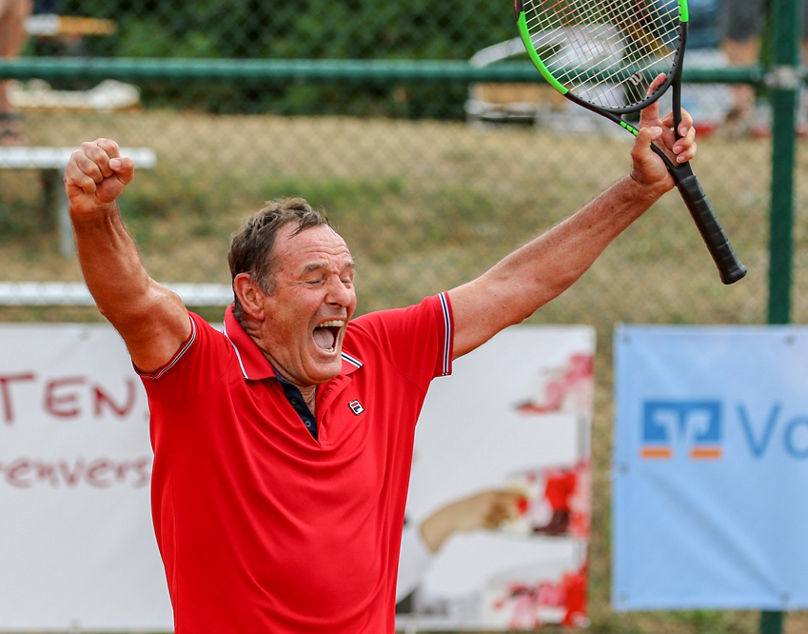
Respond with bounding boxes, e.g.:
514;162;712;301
671;163;747;285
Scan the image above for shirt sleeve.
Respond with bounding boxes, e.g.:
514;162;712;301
347;292;454;383
136;311;231;401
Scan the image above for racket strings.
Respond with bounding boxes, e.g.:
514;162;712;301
521;0;681;109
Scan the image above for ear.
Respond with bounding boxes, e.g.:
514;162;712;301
233;273;266;321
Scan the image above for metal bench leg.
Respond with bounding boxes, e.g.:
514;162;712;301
54;168;75;257
40;167;74;256
39;169;57;232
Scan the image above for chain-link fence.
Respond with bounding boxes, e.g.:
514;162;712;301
1;1;807;632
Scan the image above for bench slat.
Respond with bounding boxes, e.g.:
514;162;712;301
0;147;156;169
25;14;117;38
0;147;156;257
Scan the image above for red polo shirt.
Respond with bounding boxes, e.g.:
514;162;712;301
139;293;453;633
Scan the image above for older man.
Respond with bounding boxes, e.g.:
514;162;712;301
64;97;696;632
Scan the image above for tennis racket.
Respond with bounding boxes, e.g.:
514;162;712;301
514;0;746;284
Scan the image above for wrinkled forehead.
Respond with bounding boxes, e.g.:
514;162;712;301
271;223;353;268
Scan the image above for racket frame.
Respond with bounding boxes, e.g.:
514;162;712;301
513;0;747;285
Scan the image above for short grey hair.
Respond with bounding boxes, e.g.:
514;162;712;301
227;197;330;322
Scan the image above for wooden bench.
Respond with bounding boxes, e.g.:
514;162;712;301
25;14;117;39
0;147;156;257
0;281;233;307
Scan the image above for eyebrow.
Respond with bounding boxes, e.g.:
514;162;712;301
301;261;356;274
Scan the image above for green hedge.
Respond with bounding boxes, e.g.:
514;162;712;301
48;0;518;117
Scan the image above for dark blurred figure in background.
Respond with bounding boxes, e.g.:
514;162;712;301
0;0;31;144
719;0;808;137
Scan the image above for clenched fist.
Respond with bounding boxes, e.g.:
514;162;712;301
64;138;135;218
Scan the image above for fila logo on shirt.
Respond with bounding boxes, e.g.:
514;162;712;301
348;400;365;415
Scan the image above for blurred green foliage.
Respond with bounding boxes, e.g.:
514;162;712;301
51;0;517;117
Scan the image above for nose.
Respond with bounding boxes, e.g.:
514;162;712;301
325;275;354;307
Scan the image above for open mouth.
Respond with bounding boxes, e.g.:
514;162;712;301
313;320;344;353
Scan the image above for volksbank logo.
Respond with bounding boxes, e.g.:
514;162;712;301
641;400;808;461
641;400;723;460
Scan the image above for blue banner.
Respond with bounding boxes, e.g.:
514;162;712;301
612;325;808;611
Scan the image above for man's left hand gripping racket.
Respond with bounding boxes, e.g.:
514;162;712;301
514;0;746;284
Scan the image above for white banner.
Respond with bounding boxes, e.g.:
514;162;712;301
0;324;172;631
398;325;595;630
1;322;593;631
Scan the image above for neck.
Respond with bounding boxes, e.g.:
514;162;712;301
300;385;317;414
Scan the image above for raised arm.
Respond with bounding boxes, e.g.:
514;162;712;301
448;103;697;359
65;138;191;372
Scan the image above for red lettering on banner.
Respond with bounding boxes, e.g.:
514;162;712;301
113;457;151;488
0;457;152;488
6;458;33;488
86;458;113;487
34;461;59;487
132;457;151;488
44;376;86;418
0;373;36;424
93;378;137;418
58;459;84;485
0;373;144;424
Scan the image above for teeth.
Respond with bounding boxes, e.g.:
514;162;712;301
313;320;343;354
317;320;345;328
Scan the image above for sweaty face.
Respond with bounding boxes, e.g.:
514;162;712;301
255;223;357;389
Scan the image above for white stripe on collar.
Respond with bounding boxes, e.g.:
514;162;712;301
439;291;451;376
341;351;363;368
222;318;249;380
